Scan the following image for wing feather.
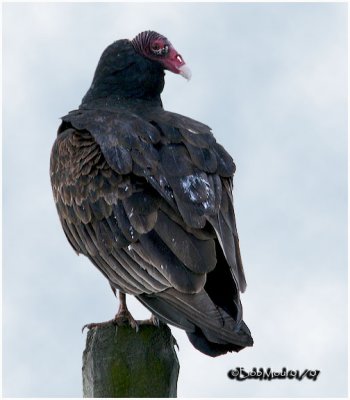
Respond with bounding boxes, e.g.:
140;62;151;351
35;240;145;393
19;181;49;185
154;210;216;274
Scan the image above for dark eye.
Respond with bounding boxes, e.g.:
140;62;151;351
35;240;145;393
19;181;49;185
151;42;168;56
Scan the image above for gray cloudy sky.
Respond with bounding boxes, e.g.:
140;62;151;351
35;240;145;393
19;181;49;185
2;2;348;398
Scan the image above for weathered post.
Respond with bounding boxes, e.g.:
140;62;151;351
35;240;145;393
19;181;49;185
82;322;179;397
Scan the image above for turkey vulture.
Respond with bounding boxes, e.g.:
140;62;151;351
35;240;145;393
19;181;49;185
50;31;253;357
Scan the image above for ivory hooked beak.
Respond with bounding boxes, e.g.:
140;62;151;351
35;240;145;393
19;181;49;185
178;64;192;81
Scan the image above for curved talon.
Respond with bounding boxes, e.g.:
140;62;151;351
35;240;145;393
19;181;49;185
129;318;139;331
173;336;179;350
150;314;160;327
82;318;116;333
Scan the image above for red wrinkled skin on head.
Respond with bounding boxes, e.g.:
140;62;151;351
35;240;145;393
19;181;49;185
132;31;186;75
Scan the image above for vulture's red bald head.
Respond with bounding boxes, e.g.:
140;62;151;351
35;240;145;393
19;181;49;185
131;31;191;80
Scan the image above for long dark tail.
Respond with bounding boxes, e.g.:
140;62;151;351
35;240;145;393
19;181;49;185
137;288;253;357
186;321;252;357
136;239;253;357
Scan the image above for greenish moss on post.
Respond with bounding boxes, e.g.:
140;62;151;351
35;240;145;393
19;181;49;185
82;323;179;398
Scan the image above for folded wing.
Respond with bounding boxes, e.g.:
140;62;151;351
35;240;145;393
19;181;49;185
50;107;252;355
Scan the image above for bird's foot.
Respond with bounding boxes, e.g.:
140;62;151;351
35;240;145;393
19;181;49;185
137;314;160;327
115;308;139;332
82;310;139;333
82;291;140;332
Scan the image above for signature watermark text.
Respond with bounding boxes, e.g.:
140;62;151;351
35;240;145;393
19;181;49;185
227;367;320;381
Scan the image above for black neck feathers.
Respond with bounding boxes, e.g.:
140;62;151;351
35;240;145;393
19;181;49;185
81;39;164;108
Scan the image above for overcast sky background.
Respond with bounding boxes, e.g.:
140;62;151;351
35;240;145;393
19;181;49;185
2;2;348;398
